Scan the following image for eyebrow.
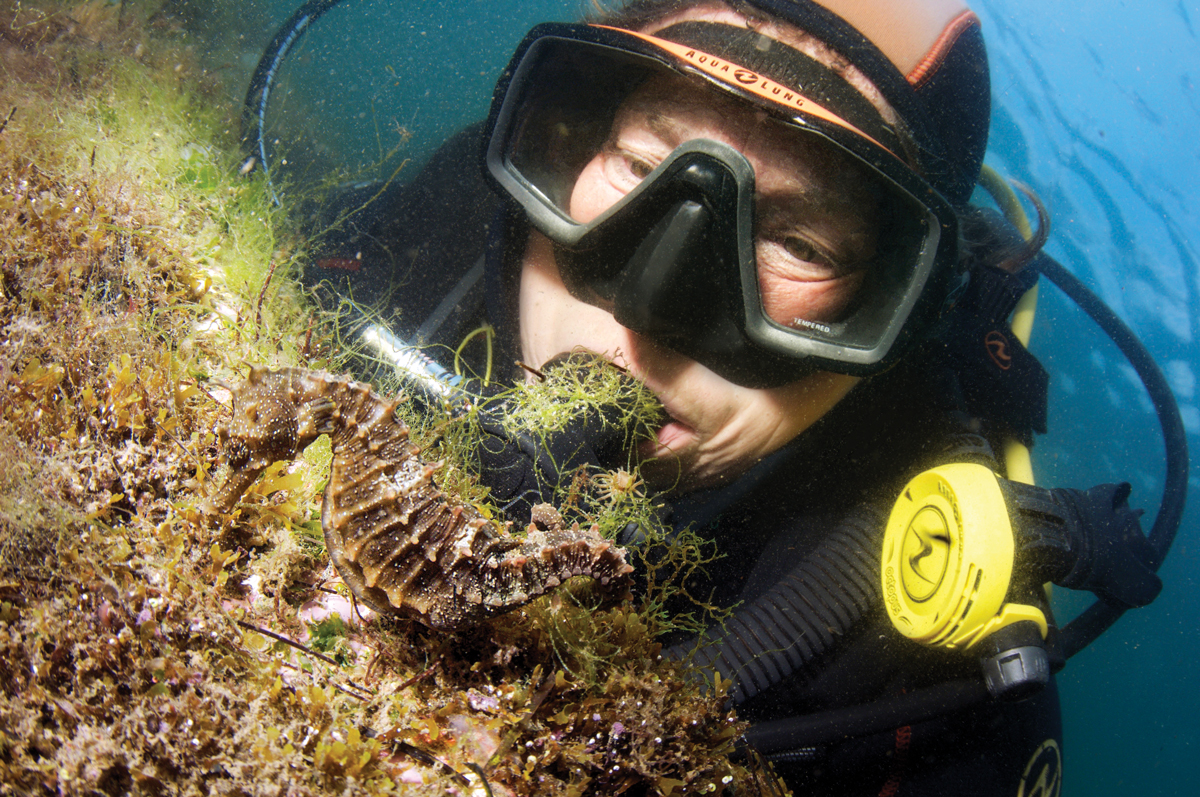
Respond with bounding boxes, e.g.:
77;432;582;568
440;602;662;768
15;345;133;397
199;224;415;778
621;94;692;147
644;111;682;143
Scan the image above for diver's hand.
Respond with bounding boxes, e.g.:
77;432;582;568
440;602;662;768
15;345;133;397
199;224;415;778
471;352;661;522
1058;483;1162;609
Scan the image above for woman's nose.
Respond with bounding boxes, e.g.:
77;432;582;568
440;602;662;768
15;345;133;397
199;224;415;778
615;325;690;381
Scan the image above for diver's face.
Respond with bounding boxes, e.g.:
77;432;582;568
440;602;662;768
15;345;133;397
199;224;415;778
520;235;858;491
519;74;877;492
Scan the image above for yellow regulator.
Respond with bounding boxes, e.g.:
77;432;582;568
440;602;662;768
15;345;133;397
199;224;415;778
883;463;1053;700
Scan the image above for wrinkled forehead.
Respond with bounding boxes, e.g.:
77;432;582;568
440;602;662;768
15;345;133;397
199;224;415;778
614;72;887;209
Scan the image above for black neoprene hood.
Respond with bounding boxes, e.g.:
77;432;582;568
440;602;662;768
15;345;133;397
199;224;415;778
737;0;991;205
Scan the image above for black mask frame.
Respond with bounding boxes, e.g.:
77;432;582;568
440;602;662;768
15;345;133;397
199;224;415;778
484;23;962;386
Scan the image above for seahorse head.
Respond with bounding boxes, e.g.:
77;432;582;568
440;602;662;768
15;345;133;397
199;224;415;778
207;366;337;513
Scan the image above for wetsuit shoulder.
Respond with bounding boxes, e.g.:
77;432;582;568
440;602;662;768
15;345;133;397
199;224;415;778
303;123;502;340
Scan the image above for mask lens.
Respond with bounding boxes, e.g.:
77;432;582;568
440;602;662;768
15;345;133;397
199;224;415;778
752;157;935;350
503;40;650;222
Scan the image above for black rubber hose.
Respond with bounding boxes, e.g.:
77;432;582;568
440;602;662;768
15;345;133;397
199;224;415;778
744;678;990;755
676;506;885;705
240;0;349;198
1033;253;1189;658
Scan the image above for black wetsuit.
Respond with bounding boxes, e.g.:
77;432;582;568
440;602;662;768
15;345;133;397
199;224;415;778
303;129;1065;797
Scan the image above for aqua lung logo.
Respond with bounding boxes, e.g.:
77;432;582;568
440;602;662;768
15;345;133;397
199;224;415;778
907;531;936;577
985;329;1013;370
679;50;812;113
611;27;892;152
1017;739;1062;797
734;68;759;85
900;506;950;602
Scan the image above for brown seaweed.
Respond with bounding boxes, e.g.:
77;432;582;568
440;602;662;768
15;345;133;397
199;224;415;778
206;366;634;630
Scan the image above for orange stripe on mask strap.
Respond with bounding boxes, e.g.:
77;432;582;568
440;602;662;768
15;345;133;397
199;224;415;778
595;24;897;158
906;10;980;87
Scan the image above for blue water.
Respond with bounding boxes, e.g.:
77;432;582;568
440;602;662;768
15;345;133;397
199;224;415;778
972;3;1200;794
198;1;1200;793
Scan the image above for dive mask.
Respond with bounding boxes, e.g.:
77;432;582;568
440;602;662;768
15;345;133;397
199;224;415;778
484;22;961;387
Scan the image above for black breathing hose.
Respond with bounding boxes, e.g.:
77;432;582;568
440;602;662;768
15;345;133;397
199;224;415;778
241;0;349;202
1033;252;1189;658
677;507;886;705
746;678;991;756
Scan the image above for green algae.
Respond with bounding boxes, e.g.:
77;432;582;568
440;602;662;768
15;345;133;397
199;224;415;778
0;3;789;795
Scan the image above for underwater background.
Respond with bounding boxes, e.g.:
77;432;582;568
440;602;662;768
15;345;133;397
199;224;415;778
181;0;1200;794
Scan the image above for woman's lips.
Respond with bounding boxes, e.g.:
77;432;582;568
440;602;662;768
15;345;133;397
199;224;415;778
610;361;693;458
640;417;695;459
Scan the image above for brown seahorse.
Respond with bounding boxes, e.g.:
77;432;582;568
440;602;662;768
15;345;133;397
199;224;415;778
205;365;634;630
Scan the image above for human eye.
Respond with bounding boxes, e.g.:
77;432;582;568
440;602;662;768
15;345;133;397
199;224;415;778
614;145;657;181
598;138;661;193
757;231;867;326
760;230;847;282
781;234;839;275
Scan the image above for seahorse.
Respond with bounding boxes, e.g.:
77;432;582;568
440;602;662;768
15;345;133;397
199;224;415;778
205;365;634;630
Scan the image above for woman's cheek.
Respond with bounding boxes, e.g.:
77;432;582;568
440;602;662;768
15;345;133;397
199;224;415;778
518;233;634;371
760;272;865;325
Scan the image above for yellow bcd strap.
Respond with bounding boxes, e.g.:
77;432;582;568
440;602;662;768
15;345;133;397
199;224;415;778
978;164;1039;486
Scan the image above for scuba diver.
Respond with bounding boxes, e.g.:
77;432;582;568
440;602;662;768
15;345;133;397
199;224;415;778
243;0;1187;793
